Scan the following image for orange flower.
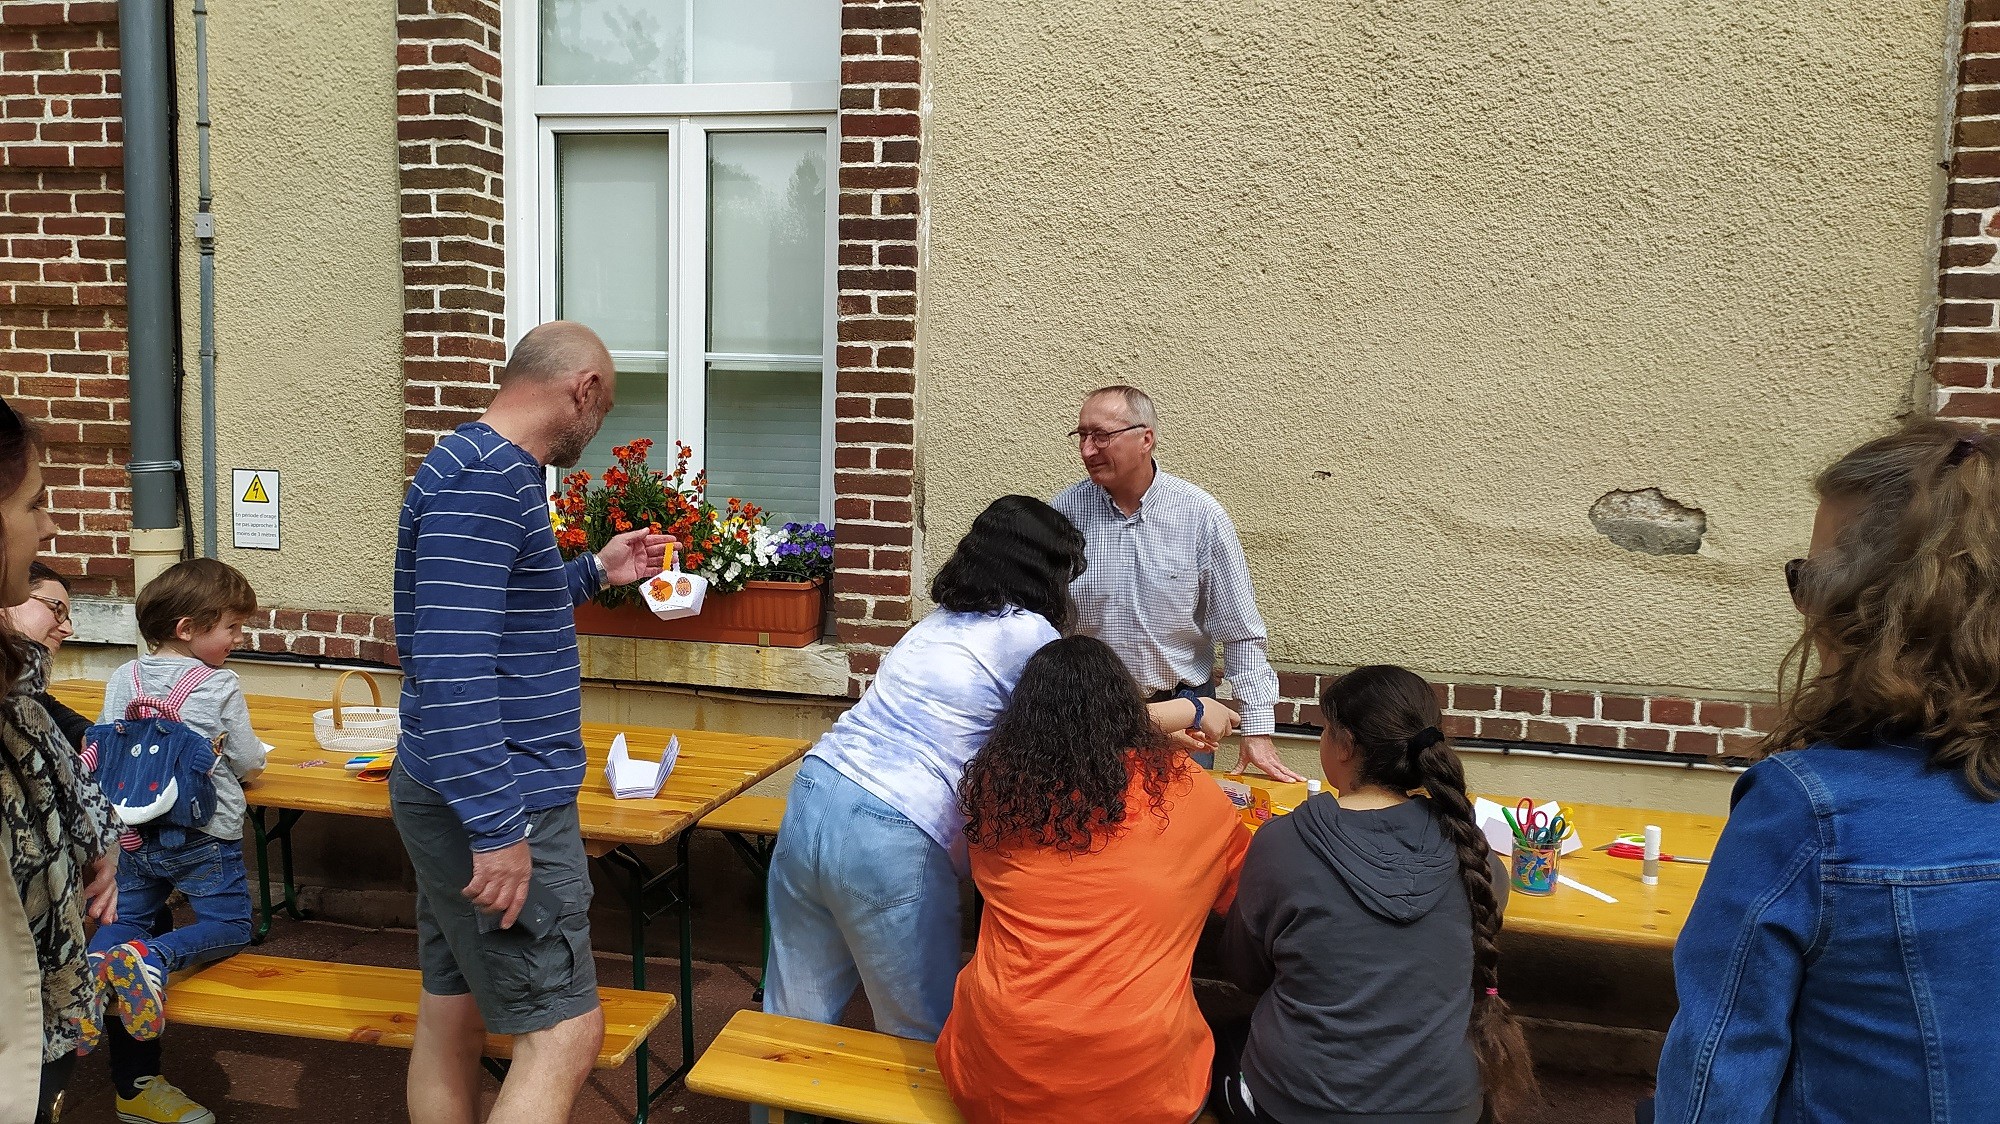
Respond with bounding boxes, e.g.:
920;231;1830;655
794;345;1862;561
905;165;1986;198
611;509;633;533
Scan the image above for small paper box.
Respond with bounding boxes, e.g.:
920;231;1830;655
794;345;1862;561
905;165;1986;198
1474;797;1583;856
604;732;680;800
640;568;708;621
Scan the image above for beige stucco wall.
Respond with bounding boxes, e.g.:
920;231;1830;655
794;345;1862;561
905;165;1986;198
171;0;406;615
919;0;1953;696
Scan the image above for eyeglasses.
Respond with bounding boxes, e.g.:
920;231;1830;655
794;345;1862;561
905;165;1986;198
1068;423;1147;449
30;594;69;625
1784;558;1805;600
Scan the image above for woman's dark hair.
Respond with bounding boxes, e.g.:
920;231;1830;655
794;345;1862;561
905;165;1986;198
29;561;69;592
960;635;1178;855
0;399;42;690
929;495;1085;632
1771;420;2000;796
1322;666;1539;1122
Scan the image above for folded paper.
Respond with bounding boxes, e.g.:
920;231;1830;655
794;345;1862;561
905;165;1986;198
641;567;708;621
605;732;680;800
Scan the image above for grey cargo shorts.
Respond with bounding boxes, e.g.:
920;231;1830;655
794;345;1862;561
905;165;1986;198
389;764;599;1036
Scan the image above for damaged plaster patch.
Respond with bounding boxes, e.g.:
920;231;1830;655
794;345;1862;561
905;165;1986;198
1589;488;1706;555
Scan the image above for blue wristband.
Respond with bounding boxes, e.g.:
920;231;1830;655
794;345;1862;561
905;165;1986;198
1178;689;1205;733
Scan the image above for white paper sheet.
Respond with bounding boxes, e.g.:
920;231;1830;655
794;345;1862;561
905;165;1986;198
604;732;681;799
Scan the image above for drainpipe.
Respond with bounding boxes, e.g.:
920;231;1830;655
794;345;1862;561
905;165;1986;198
120;0;187;632
194;0;217;558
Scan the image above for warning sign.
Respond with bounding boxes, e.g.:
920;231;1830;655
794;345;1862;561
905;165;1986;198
232;469;280;550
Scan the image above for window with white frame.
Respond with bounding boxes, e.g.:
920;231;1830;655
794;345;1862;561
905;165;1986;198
505;0;841;524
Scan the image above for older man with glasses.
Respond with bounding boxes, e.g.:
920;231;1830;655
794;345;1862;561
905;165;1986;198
1051;385;1304;782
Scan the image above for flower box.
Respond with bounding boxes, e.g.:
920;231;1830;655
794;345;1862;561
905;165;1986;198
551;438;836;649
574;579;825;648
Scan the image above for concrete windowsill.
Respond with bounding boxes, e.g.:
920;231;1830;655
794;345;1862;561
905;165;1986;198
576;633;851;698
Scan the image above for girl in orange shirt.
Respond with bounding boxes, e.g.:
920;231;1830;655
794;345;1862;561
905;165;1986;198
938;636;1251;1124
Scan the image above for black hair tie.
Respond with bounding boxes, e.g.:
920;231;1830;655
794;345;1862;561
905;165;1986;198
1948;436;1982;467
1407;726;1444;754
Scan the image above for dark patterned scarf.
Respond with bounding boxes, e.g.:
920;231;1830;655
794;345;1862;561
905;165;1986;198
0;646;118;1061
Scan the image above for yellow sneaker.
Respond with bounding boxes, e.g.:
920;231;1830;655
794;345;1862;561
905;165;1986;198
115;1077;216;1124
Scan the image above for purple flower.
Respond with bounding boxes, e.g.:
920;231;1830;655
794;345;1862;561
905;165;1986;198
817;544;833;559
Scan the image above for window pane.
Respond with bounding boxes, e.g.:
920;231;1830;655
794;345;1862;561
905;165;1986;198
691;0;839;84
705;363;821;525
707;131;826;355
556;133;670;353
577;363;670;476
540;0;687;85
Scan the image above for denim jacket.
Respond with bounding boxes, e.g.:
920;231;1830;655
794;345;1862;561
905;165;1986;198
1654;742;2000;1123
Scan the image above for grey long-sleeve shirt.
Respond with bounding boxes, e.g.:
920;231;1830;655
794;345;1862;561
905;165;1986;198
1053;467;1281;734
99;655;266;841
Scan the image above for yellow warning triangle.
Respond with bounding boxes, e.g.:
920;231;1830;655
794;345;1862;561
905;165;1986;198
241;475;270;504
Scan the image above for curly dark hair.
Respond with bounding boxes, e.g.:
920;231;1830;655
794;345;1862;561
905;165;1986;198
1323;665;1539;1123
960;635;1181;855
929;495;1085;632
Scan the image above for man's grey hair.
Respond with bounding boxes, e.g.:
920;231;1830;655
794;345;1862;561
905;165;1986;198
1085;385;1159;435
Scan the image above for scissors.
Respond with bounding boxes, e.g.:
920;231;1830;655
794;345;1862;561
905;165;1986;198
1600;832;1709;865
1512;799;1548;840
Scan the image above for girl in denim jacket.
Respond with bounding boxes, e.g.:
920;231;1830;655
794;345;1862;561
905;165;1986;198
1654;421;2000;1123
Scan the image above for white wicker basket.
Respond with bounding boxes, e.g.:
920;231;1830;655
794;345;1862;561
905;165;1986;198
312;669;400;753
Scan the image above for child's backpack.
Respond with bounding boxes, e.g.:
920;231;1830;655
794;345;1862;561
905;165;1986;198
82;664;222;848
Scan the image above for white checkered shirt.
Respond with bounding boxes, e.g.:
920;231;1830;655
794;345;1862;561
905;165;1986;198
1052;467;1280;735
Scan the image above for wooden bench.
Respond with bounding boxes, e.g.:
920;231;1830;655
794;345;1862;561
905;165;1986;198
698;793;787;838
688;1010;961;1123
689;1010;1219;1124
169;953;676;1068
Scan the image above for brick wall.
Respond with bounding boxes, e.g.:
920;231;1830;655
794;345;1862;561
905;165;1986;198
396;0;504;481
1937;0;2000;421
0;0;132;597
1270;671;1773;758
832;0;924;694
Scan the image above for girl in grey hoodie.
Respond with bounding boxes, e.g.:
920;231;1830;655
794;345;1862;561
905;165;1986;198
1215;666;1537;1124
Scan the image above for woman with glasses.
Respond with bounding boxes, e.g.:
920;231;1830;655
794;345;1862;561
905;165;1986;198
5;562;86;749
1651;420;2000;1123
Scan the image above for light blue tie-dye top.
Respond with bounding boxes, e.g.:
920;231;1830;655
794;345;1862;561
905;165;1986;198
809;606;1059;874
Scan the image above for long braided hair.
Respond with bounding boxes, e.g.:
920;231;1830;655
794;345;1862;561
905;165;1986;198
1322;666;1538;1122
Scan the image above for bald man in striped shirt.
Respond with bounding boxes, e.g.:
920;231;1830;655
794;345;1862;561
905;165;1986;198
391;321;671;1124
1052;385;1305;783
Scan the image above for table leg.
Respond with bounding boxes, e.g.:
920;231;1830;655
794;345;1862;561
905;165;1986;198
675;831;695;1080
719;832;775;1004
248;808;307;942
595;839;697;1123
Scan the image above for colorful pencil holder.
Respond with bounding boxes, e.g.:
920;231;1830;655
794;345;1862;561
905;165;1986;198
1511;839;1560;896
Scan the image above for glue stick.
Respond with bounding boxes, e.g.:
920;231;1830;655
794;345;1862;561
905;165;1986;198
1642;824;1662;886
1306;779;1322;796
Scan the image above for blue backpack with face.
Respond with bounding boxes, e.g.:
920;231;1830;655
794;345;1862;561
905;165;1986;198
82;664;221;849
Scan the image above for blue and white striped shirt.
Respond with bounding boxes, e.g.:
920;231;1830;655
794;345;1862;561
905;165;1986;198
394;423;601;851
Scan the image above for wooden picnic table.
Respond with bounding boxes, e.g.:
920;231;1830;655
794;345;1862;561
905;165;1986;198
1214;772;1723;950
51;678;807;846
53;676;811;1110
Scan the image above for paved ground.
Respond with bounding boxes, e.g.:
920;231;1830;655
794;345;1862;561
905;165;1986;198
61;920;1652;1122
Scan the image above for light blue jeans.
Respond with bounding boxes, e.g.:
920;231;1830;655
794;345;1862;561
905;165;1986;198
763;756;961;1041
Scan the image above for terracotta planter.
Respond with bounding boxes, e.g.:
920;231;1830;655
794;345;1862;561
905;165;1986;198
573;579;825;647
